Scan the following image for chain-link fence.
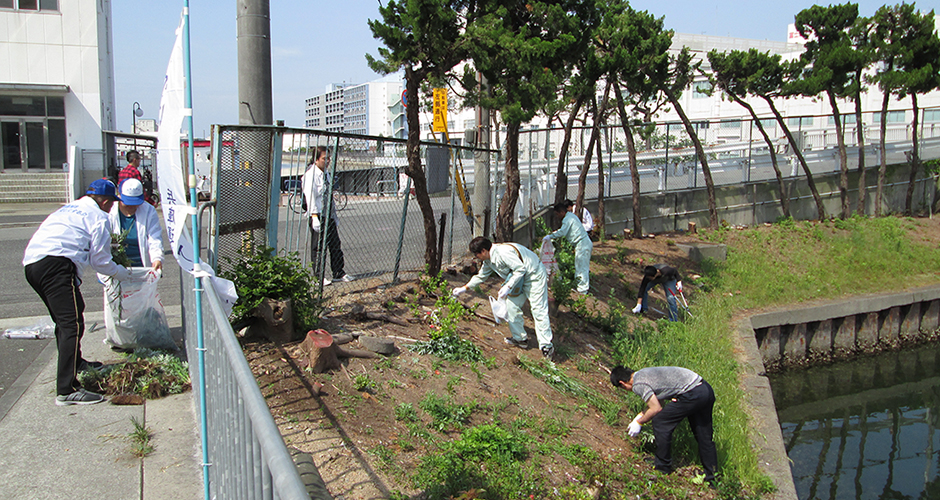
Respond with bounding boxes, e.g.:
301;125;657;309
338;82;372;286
515;108;940;217
203;125;500;294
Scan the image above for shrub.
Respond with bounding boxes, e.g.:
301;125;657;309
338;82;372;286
220;245;322;332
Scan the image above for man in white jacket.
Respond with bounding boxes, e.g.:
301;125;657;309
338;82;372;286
109;178;164;271
302;146;353;286
23;179;132;406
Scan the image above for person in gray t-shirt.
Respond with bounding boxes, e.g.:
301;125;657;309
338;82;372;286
610;365;718;484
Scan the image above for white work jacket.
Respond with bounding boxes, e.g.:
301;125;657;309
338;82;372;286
23;196;130;281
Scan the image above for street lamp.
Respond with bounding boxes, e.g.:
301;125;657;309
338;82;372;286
132;102;143;135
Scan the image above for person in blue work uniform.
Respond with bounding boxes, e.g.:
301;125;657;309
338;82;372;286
543;201;593;294
23;179;132;406
452;237;555;360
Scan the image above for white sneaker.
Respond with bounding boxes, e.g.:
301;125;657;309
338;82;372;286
338;274;356;282
322;278;332;287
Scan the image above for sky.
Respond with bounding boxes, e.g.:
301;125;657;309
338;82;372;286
111;0;901;137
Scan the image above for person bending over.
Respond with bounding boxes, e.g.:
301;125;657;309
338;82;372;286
452;237;555;360
610;365;718;485
632;264;682;321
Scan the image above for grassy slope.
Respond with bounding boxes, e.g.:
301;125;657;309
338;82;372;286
678;216;940;492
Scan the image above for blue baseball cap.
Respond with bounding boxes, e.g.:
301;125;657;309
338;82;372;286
85;178;117;199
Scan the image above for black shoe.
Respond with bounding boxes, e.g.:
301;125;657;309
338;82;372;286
541;345;555;361
78;359;104;372
504;337;530;350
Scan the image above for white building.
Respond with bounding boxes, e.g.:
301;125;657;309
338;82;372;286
0;0;116;185
305;78;405;138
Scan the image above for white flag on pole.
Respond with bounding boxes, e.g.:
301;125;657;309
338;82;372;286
157;14;237;314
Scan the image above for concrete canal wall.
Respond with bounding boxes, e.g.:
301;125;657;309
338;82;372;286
751;286;940;370
734;285;940;500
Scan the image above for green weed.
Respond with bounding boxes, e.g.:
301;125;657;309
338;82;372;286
128;416;154;458
353;374;378;393
79;348;190;399
419;393;476;432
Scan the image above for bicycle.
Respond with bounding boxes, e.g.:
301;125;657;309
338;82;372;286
289;189;347;214
288;189;304;214
332;190;348;211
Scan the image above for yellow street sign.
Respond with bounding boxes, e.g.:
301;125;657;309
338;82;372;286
432;88;448;132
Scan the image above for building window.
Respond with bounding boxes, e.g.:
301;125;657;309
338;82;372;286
828;114;857;125
925;110;940;122
873;110;906;123
788;116;813;128
0;0;58;10
753;119;775;129
692;81;712;99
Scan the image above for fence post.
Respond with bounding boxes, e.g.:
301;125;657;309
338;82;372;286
437;213;447;273
267;129;283;249
391;176;412;284
664;123;670;192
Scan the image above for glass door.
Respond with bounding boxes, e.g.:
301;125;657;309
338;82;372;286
0;120;52;170
24;121;47;170
1;121;23;170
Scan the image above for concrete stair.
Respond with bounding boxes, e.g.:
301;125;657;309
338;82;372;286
0;172;69;203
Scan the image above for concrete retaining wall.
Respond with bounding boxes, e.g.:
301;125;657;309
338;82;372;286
750;286;940;369
514;161;938;246
733;285;940;500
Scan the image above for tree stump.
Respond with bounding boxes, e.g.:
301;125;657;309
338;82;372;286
302;329;342;373
248;298;296;343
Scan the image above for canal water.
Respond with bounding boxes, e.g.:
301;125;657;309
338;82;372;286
769;342;940;500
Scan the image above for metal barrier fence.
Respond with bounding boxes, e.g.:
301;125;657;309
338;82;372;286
204;125;500;293
182;268;310;500
515;107;940;218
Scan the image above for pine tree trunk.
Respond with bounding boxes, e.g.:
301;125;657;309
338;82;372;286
765;96;826;220
612;84;643;237
827;90;851;219
554;97;584;206
495;122;522;242
405;66;440;274
735;96;789;218
667;89;718;229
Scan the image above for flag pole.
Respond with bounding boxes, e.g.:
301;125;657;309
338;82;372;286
181;2;210;498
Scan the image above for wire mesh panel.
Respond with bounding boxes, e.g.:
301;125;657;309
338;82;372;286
213;128;274;273
276;131;499;291
209;125;499;293
517;109;940;215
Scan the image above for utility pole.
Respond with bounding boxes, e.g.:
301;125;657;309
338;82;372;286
472;73;491;237
237;0;273;125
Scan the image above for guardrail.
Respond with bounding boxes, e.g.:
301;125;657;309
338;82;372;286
181;269;310;500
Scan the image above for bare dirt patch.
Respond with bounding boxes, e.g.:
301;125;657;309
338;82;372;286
240;229;731;499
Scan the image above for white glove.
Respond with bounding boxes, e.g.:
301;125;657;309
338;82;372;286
311;215;321;232
498;286;510;300
676;281;683;293
452;286;467;297
628;414;643;437
632;303;642;314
